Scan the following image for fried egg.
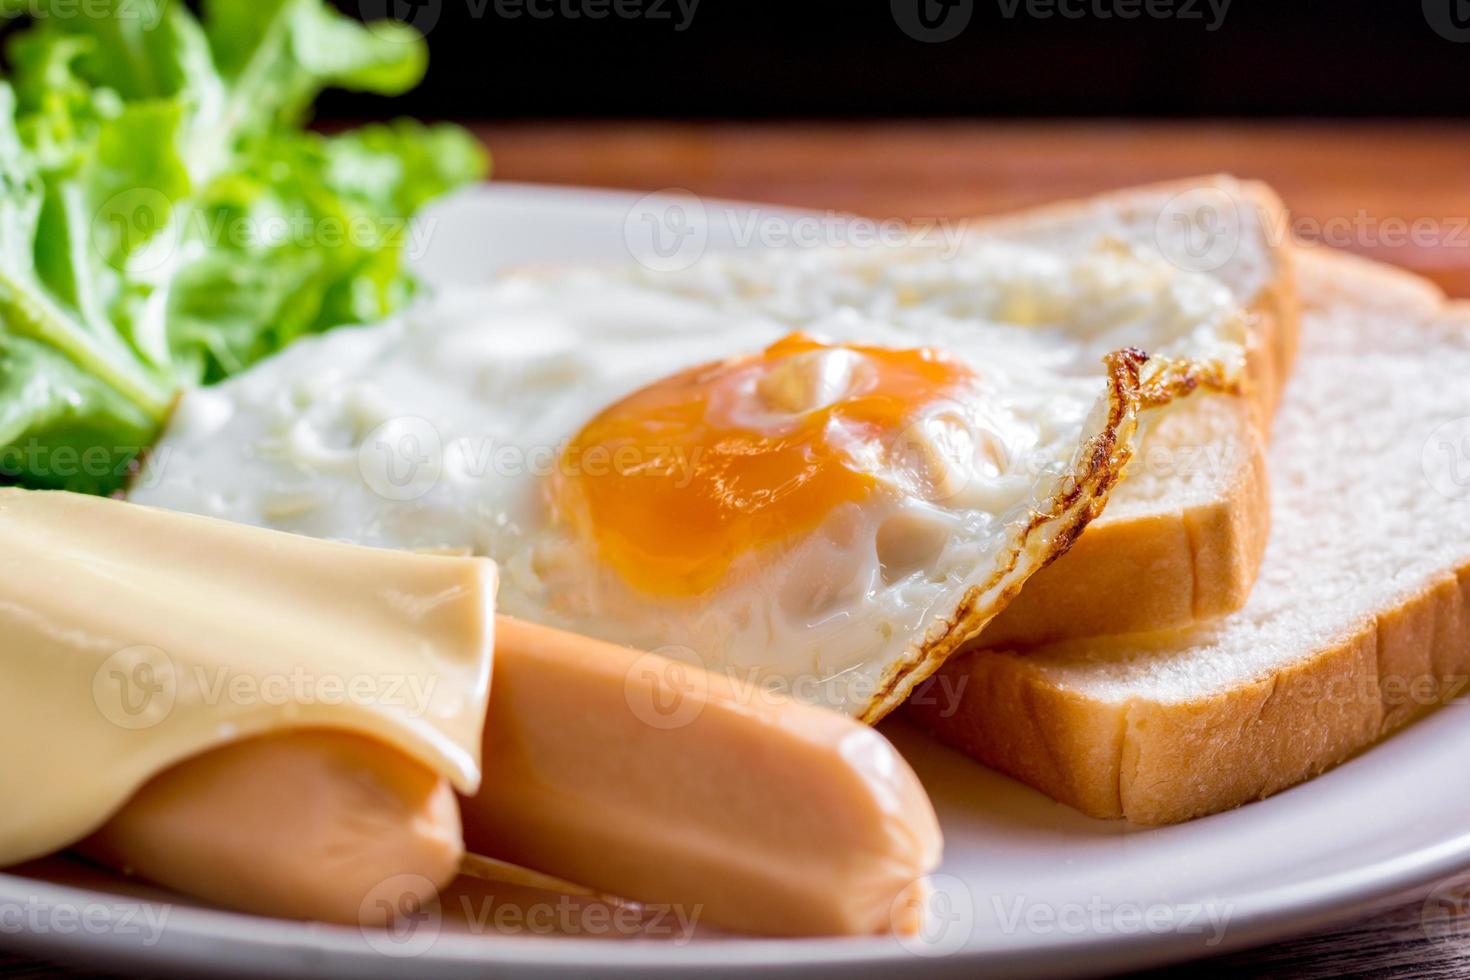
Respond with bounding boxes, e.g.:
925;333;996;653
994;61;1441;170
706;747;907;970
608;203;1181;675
131;238;1246;719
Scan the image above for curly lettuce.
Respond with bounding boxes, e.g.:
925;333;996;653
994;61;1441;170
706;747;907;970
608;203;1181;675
0;0;487;493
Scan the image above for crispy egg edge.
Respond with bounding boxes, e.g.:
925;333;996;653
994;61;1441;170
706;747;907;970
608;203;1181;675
856;346;1246;724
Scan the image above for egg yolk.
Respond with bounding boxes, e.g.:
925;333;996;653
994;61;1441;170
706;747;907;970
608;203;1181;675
549;332;986;596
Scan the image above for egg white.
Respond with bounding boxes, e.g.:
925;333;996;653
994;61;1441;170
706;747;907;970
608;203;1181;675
132;238;1244;718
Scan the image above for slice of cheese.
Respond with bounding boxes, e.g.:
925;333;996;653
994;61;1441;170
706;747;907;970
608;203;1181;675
0;489;495;866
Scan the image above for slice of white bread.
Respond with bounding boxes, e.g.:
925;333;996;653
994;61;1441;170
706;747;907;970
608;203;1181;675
909;247;1470;824
974;176;1300;647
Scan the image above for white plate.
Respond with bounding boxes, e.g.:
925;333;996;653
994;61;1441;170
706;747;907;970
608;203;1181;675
6;183;1470;978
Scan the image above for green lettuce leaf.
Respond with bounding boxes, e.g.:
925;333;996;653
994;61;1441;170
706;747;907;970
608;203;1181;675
0;0;488;493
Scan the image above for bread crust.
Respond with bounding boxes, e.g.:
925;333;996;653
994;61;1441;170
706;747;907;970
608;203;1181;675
977;392;1271;648
909;249;1470;824
915;562;1470;825
975;177;1300;647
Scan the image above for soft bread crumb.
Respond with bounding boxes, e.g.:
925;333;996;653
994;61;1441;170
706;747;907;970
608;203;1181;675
910;247;1470;824
977;176;1296;646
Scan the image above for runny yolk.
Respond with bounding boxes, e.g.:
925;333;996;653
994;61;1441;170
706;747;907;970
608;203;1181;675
549;332;984;596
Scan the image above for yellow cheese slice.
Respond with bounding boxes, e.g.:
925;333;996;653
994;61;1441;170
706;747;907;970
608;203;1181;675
0;488;495;866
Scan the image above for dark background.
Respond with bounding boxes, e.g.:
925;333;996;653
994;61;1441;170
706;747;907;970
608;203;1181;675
323;0;1470;120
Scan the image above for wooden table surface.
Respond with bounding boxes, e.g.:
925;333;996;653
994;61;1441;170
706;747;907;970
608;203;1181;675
5;120;1470;979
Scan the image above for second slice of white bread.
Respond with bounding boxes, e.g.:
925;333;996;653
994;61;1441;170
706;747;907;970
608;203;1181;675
908;247;1470;824
974;176;1299;647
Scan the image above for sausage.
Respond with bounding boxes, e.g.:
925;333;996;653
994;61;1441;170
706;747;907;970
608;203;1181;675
80;730;464;925
460;616;942;937
71;619;941;936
